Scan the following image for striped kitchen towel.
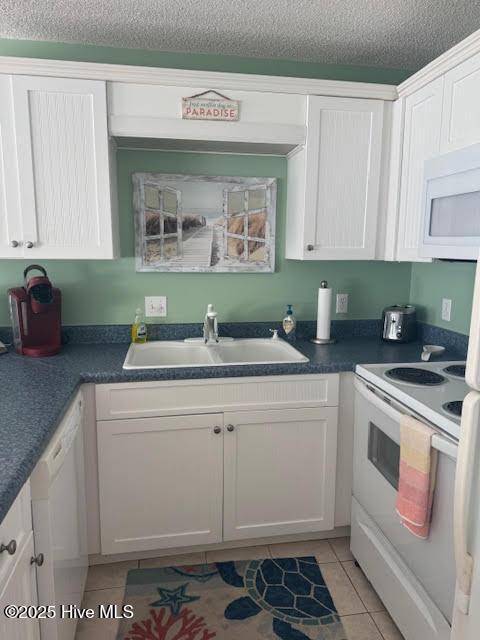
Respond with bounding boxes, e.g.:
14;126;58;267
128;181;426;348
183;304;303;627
395;414;438;539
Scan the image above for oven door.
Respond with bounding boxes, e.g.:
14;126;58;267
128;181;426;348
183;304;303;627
353;376;457;622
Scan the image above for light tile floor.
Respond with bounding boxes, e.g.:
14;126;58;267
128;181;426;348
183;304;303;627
75;537;404;640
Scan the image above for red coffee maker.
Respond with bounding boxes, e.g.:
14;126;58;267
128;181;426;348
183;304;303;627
8;265;61;357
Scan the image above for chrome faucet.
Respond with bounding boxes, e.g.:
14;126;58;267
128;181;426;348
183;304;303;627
203;304;219;343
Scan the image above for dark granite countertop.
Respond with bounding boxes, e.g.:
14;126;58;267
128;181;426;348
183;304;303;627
0;336;466;524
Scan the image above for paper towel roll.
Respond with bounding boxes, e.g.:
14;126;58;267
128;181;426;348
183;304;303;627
316;282;332;341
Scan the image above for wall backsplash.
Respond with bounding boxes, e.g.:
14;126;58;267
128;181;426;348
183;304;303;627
409;261;476;335
0;150;412;326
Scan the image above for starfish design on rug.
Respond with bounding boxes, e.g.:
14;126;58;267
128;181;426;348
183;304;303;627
150;583;200;616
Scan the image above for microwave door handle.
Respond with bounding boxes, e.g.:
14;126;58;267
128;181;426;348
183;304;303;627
453;392;480;615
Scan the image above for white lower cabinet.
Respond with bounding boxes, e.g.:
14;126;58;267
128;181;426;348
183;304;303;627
223;407;338;541
97;413;224;555
0;532;39;640
96;393;339;555
0;483;40;640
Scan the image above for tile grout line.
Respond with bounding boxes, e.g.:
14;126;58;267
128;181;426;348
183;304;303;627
340;560;386;614
85;585;127;592
335;560;368;615
369;612;388;640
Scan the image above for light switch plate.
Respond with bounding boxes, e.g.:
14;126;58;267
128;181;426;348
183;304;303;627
336;293;349;314
145;296;167;318
441;298;452;322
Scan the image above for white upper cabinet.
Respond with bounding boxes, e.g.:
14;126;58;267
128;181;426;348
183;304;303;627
8;76;118;259
395;77;444;262
286;96;384;260
0;76;22;258
441;51;480;152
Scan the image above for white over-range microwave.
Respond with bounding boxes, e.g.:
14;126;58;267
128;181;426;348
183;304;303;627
420;143;480;260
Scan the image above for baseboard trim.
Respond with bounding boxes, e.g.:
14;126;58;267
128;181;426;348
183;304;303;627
88;525;350;565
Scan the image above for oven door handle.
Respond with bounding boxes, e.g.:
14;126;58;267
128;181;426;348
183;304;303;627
354;377;458;460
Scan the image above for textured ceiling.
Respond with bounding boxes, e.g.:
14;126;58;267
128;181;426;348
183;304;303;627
0;1;479;71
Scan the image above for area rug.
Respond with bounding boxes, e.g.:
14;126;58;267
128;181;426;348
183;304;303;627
116;556;347;639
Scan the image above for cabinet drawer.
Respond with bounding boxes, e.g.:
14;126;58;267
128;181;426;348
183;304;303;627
0;482;32;594
96;374;339;420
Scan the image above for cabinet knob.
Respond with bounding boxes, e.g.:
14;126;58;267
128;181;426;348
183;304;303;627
0;540;17;555
25;241;34;249
227;424;235;432
10;240;19;248
213;426;222;434
306;244;315;251
30;553;44;567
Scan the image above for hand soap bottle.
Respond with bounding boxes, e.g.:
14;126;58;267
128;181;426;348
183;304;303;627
131;308;147;344
282;304;297;340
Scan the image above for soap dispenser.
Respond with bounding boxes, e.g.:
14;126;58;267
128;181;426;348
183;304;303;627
282;304;297;340
131;308;147;344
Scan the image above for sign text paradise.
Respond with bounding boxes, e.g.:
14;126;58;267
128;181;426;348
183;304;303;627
182;96;239;121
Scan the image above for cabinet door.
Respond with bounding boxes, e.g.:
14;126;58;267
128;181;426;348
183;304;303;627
303;96;384;260
223;407;338;541
0;532;40;640
12;76;117;259
441;50;480;152
0;75;22;258
396;77;444;261
97;413;223;554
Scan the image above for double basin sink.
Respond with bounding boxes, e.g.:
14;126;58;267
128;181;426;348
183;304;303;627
123;337;309;369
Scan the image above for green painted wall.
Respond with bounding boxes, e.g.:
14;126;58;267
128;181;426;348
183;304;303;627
0;41;474;335
0;38;411;84
409;262;476;335
0;39;415;327
0;151;412;325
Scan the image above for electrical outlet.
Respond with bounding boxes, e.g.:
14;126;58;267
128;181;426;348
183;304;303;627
145;296;167;318
336;293;349;314
442;298;452;322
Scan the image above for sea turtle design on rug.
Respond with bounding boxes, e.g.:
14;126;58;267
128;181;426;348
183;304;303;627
217;556;343;639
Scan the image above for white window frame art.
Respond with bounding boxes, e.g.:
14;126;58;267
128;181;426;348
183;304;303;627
133;174;277;273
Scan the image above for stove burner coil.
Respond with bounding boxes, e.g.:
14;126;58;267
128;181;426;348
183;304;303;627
443;364;466;379
385;367;446;386
442;401;463;418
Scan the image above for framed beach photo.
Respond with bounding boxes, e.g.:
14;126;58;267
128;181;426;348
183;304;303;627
133;174;276;272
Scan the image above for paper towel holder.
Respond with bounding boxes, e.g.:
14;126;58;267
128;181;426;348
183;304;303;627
311;336;337;345
311;280;337;345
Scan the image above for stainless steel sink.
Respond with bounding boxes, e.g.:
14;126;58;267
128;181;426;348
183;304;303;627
123;338;308;369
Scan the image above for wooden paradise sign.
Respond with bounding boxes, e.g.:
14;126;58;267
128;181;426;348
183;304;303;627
182;90;239;121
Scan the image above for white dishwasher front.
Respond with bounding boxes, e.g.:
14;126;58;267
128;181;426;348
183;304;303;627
31;390;88;640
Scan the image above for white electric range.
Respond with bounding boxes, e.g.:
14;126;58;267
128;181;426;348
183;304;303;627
351;359;467;640
356;360;467;440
